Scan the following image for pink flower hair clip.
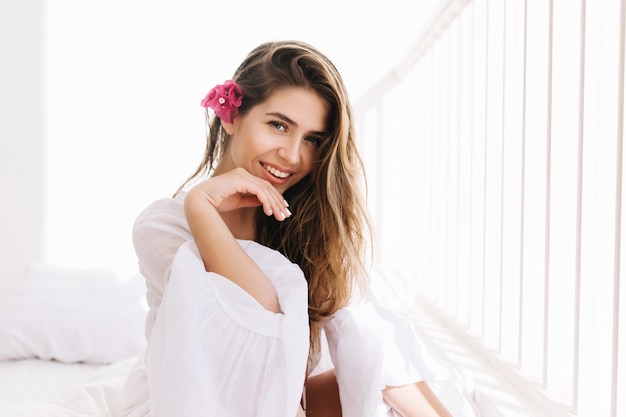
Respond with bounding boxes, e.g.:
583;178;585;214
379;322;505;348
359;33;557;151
201;80;243;123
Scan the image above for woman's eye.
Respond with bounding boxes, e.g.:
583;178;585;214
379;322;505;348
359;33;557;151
305;136;322;147
269;120;287;132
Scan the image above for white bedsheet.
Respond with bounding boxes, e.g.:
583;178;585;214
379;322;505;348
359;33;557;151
0;348;479;417
0;356;136;417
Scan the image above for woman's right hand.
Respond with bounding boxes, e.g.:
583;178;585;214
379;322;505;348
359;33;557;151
192;167;291;222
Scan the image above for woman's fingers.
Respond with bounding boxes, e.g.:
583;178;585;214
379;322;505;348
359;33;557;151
252;184;291;221
198;169;292;221
230;169;291;221
237;194;264;209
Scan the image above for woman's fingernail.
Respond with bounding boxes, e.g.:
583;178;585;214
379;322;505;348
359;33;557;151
285;208;292;217
284;199;290;207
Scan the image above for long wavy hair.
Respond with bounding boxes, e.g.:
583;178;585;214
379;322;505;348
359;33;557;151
177;40;373;367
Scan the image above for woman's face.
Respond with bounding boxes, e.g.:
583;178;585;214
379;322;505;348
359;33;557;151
219;87;329;194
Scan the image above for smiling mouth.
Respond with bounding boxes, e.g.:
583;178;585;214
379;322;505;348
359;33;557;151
263;163;291;179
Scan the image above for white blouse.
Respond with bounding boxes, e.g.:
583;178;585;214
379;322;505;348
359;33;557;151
118;193;477;417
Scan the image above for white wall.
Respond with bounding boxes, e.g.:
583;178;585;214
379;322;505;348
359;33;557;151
0;0;45;294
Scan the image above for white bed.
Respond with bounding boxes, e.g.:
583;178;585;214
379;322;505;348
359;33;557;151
0;356;137;416
0;264;147;417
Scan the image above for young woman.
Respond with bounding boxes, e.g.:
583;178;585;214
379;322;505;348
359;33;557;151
120;40;474;417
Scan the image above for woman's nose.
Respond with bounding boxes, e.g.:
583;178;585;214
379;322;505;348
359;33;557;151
278;137;301;165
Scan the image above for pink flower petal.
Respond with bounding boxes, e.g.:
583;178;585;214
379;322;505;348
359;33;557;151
200;80;243;123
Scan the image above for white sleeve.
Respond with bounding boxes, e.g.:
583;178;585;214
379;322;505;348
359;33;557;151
126;195;311;417
132;193;192;339
147;240;309;417
322;289;456;417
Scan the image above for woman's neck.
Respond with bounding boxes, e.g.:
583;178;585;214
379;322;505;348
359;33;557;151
221;207;257;240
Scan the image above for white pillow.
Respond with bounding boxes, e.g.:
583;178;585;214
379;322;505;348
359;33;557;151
0;264;147;364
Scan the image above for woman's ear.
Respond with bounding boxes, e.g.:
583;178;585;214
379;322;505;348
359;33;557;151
221;113;238;135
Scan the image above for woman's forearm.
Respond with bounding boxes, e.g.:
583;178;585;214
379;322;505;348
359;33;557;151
184;188;281;313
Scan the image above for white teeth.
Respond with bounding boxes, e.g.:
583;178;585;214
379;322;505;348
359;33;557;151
263;164;290;179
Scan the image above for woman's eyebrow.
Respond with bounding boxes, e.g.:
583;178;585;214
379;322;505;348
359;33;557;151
266;112;297;126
